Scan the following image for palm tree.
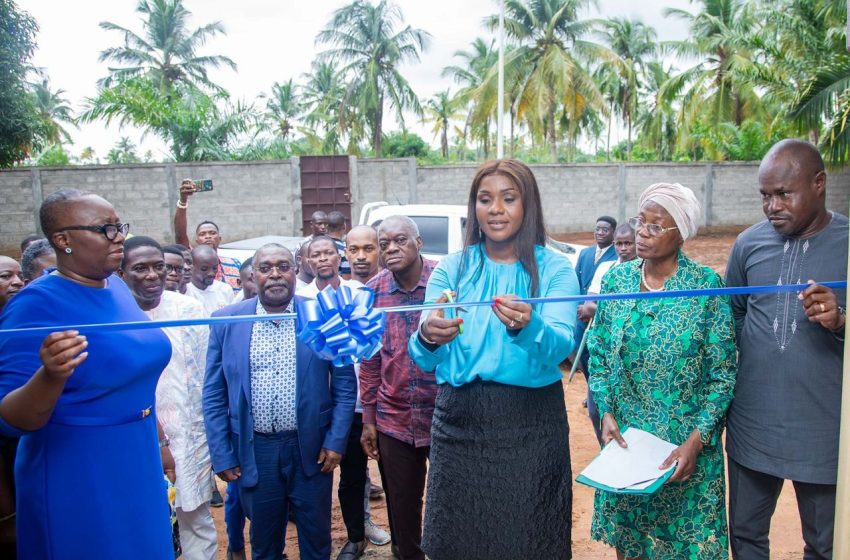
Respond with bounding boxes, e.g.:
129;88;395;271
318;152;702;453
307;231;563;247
301;60;364;154
261;80;303;141
98;0;236;92
107;137;140;164
316;0;430;157
636;61;678;160
442;38;497;157
662;0;765;156
597;17;657;160
30;77;76;145
423;90;461;158
486;0;613;161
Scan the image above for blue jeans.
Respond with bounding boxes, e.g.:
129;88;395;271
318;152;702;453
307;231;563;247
224;480;246;551
240;431;332;560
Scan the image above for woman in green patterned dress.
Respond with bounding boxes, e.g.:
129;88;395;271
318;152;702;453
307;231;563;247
587;182;737;559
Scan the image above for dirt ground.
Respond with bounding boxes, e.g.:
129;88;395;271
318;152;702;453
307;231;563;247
209;228;808;560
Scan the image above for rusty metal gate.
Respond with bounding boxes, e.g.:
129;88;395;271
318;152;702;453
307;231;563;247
299;155;352;235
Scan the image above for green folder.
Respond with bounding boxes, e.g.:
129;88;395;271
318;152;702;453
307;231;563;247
575;427;676;495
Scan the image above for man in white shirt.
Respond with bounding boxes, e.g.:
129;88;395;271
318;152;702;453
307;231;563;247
577;223;637;446
119;236;217;560
184;245;234;316
586;224;638;296
297;233;391;560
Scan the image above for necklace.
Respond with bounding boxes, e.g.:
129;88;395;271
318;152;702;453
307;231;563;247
640;261;666;292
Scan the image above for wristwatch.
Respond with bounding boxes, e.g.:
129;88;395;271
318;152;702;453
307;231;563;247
159;437;170;449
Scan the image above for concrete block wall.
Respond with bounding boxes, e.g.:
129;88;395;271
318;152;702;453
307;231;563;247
39;164;172;241
2;158;848;255
171;160;296;243
352;159;413;223
0;170;38;247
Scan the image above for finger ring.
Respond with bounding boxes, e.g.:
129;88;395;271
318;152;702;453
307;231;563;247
820;303;826;313
508;320;516;328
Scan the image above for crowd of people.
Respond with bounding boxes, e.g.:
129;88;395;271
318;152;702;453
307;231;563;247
0;138;845;560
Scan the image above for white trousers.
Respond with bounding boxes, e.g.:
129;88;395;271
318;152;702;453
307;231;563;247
176;502;218;560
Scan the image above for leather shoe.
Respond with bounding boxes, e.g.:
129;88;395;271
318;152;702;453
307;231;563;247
335;540;367;560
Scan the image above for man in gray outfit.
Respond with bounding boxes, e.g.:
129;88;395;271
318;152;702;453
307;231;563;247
725;139;847;560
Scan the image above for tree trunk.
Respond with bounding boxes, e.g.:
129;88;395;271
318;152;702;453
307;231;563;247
547;100;557;161
441;119;448;159
627;116;633;161
510;109;516;157
373;95;384;157
607;100;612;162
483;120;490;159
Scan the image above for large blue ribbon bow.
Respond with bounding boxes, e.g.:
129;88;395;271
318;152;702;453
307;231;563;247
296;285;384;367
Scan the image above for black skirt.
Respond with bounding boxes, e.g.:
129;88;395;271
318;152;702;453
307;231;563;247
422;380;572;560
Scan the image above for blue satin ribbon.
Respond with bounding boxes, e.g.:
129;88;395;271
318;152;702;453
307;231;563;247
0;281;845;366
295;285;384;367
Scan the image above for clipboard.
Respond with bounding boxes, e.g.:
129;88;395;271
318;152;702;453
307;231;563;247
575;427;677;495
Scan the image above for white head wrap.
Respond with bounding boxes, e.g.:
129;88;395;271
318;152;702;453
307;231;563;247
638;183;701;241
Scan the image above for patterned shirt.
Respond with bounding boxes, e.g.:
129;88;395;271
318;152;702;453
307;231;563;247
360;258;438;447
146;291;212;511
216;256;242;293
249;300;297;433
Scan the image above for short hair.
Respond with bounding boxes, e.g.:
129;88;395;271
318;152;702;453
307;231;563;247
162;244;186;258
614;223;634;236
121;236;163;269
303;234;337;257
597;216;617;228
39;189;93;242
21;239;55;280
20;234;43;253
195;220;220;234
239;256;253;272
377;215;420;238
310;211;328;222
328;211;346;229
253;243;293;263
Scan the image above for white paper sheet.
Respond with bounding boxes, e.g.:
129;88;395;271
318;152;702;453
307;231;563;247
579;428;678;490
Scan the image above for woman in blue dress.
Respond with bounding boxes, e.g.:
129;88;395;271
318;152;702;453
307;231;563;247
410;160;580;559
0;189;174;559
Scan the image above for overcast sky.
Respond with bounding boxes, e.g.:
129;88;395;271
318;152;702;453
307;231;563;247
23;0;695;160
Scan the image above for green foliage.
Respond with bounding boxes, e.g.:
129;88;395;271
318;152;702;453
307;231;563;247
316;0;430;157
106;137;141;164
0;0;40;167
98;0;236;92
36;144;71;166
82;76;255;161
382;132;430;158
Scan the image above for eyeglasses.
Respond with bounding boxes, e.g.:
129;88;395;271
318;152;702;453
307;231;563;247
256;263;293;274
165;264;184;274
59;223;130;241
628;217;678;237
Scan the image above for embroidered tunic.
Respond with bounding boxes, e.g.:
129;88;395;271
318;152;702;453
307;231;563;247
725;214;848;484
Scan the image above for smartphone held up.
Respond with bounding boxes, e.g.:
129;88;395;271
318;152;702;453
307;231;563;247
193;179;214;192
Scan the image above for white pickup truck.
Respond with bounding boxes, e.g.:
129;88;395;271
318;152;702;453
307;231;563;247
359;201;585;265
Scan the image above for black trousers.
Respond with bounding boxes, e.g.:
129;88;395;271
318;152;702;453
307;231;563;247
338;413;368;543
378;432;429;560
729;459;836;560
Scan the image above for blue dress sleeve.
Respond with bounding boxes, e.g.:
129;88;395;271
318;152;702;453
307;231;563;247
407;258;454;372
509;252;579;369
0;289;54;437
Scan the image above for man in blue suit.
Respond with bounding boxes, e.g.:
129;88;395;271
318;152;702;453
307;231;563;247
573;216;618;445
574;216;618;295
203;243;356;560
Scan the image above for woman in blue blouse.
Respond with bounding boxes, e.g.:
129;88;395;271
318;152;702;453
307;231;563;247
409;159;579;559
